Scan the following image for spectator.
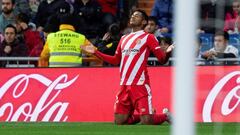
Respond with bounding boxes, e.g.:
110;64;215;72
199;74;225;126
38;14;101;67
0;0;16;33
224;0;240;34
14;0;31;18
151;0;173;33
195;37;206;65
199;0;226;34
95;23;121;56
73;0;104;39
16;13;44;57
0;33;4;43
36;1;73;43
94;23;121;66
43;1;72;33
195;37;202;58
117;0;138;36
0;24;28;67
159;37;173;52
157;37;173;65
97;0;118;31
34;0;67;32
144;16;163;38
117;0;138;20
98;0;117;16
201;31;239;65
145;17;165;66
29;0;41;22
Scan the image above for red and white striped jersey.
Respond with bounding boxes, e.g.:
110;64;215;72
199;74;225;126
95;30;169;85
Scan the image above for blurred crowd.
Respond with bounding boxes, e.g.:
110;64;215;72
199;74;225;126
0;0;239;67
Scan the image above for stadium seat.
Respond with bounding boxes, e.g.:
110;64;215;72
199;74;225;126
229;34;240;55
199;33;213;53
158;33;240;55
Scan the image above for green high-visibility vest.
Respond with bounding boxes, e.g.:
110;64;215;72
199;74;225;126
47;30;85;67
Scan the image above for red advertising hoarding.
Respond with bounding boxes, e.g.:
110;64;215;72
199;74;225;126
0;66;239;122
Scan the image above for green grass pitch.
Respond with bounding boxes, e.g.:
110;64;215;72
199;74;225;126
0;122;239;135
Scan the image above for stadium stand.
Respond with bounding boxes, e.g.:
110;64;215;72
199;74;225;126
229;34;240;52
200;33;240;55
199;33;214;53
137;0;155;15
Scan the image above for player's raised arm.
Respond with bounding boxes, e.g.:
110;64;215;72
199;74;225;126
81;43;121;65
81;44;96;54
148;34;173;64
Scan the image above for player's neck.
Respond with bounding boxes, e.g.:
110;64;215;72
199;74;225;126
132;27;143;32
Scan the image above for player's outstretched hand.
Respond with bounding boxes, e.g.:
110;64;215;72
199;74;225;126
166;44;175;53
81;44;96;54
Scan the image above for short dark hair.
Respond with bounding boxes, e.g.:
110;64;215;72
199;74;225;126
4;24;17;34
214;31;229;40
148;16;158;25
108;23;120;36
9;0;15;4
131;9;149;28
56;1;71;14
158;37;173;45
16;13;30;24
59;14;76;28
132;9;148;22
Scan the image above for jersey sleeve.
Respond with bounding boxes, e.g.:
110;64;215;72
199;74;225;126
147;34;170;64
95;41;122;65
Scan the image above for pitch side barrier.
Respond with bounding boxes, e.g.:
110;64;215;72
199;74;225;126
0;57;240;67
0;57;39;67
148;57;240;66
0;66;239;122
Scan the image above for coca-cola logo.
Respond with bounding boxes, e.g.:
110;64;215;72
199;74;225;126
202;71;240;122
0;74;79;122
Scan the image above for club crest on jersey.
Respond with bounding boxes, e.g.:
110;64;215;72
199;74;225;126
136;38;141;44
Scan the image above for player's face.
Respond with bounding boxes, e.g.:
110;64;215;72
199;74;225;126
129;11;146;28
2;0;14;14
214;35;227;52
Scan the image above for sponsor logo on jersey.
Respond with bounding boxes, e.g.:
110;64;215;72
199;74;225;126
122;49;140;55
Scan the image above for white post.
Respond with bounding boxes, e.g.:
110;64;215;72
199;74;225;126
173;0;198;135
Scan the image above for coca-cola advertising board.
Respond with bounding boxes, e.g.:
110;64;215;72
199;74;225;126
0;66;239;122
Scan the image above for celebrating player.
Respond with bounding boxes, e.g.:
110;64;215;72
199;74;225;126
81;9;174;125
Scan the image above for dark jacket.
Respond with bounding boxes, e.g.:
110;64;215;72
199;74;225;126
34;0;67;28
73;0;104;38
151;0;173;32
200;0;227;33
0;39;28;67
